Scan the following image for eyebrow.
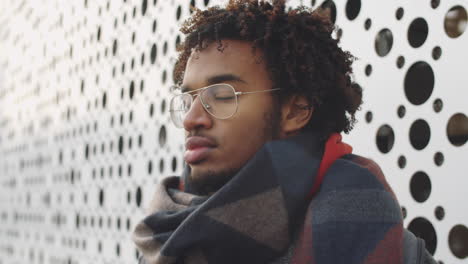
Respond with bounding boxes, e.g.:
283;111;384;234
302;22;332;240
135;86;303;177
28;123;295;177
181;73;247;93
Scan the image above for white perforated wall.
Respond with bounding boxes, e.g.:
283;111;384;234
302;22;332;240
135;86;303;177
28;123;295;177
0;0;466;263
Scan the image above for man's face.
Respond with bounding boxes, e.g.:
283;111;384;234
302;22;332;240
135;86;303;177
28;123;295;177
181;39;281;194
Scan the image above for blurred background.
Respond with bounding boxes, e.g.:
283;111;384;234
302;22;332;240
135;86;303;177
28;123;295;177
0;0;467;263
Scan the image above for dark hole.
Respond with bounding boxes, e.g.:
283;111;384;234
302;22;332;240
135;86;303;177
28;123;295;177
345;0;360;20
148;160;153;174
99;189;104;207
365;111;373;123
142;0;147;15
189;0;196;13
97;26;101;41
364;18;371;30
136;187;142;207
176;5;182;20
397;155;406;169
396;7;404;20
396;56;405;69
446;113;468;146
431;0;440;9
102;92;107;108
407;217;437;255
401;206;407;219
433;98;443;113
150;44;157;64
410;171;431;203
448;224;468;258
376;124;395;154
118;136;124;154
138;134;143;147
81;79;85;93
404;61;434;105
162;70;167;83
408;18;429;48
129;81;135;99
204;0;209;7
112;39;118;55
161;99;166;114
116;243;120;256
152;19;157;33
409;119;431;150
375;28;393;57
154;0;157;6
434;152;444;166
435;206;445;220
163;41;168;55
444;6;467;38
172;157;177;172
149;103;154;117
311;0;316;6
397;105;406;118
159;159;165;173
159;126;167;146
320;0;337;24
365;64;372;76
432;46;442;60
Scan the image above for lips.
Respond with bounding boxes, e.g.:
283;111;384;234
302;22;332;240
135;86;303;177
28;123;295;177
184;136;217;164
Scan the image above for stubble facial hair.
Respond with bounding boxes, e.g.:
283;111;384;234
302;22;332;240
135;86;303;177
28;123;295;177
188;103;282;196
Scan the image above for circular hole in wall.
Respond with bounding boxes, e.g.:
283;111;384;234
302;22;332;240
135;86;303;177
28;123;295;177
407;217;437;255
404;61;434;105
395;7;404;20
410;171;431;203
434;152;444;166
396;56;405;69
320;0;337;24
431;0;440;9
364;18;372;30
345;0;360;21
433;98;443;113
432;46;442;60
444;6;467;38
447;113;468;146
375;29;393;57
398;155;406;169
397;105;406;118
365;111;373;123
365;64;372;76
449;224;468;259
142;0;148;15
376;124;394;153
435;206;445;221
409;119;431;150
408;18;429;48
159;126;167;147
150;44;157;64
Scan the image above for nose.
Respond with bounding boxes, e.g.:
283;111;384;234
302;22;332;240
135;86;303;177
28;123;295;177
183;96;213;131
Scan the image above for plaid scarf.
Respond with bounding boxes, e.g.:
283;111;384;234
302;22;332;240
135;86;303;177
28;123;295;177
132;132;406;264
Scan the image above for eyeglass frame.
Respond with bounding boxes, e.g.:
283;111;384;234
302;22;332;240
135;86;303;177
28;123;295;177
169;83;281;124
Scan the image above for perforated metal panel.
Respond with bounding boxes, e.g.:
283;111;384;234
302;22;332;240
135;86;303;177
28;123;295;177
0;0;466;263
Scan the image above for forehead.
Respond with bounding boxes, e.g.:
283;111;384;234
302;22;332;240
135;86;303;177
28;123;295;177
182;39;270;90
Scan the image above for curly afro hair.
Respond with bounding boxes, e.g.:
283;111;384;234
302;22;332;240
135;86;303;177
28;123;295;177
173;0;362;140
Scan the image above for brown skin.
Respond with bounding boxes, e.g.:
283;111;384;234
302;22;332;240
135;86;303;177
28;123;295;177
181;39;312;194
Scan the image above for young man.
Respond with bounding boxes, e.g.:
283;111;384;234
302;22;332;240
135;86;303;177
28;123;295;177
133;1;436;263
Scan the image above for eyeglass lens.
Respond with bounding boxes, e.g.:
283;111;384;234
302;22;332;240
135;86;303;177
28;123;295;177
169;84;239;127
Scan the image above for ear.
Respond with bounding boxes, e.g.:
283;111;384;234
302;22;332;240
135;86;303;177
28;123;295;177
279;95;313;138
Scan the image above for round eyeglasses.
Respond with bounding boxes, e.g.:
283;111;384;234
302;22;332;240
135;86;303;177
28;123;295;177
169;83;281;128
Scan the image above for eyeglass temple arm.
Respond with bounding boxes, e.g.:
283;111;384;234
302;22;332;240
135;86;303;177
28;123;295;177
235;88;281;95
